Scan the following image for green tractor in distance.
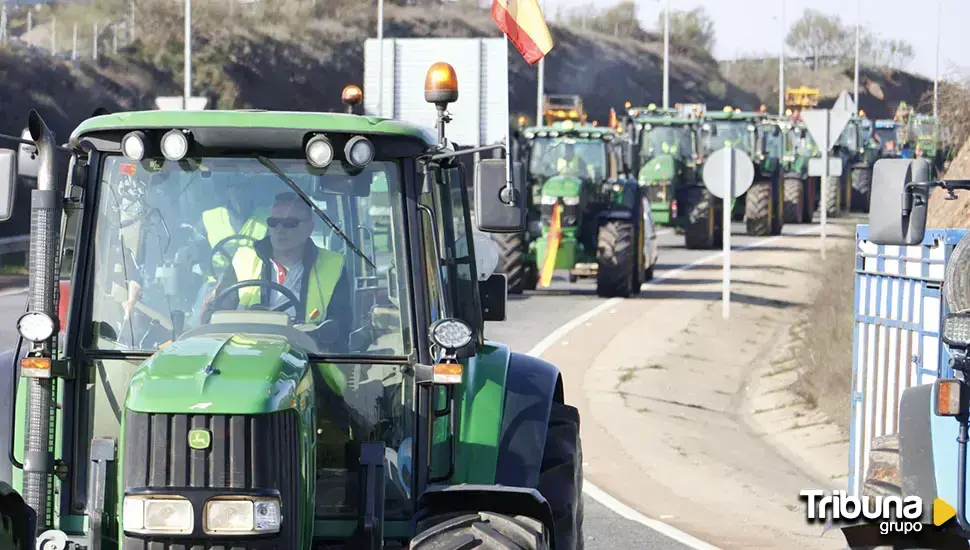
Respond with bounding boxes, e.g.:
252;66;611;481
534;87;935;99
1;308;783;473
822;114;879;215
777;117;819;224
504;120;653;297
622;104;721;249
0;61;586;550
909;114;947;177
699;107;785;237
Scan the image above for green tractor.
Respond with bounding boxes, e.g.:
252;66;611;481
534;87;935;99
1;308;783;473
0;62;585;549
622;105;722;249
821;115;879;215
499;121;654;296
909;114;947;178
777;117;819;224
699;107;785;237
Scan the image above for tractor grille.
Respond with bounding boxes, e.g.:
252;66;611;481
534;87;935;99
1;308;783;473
645;183;670;204
540;203;580;226
122;410;301;549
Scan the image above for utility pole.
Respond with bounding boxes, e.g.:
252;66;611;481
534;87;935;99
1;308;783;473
377;0;383;117
853;0;860;110
536;0;546;125
72;23;77;60
129;0;135;45
778;0;785;116
51;16;55;55
662;0;670;109
93;22;98;61
934;0;942;117
184;0;191;109
27;10;31;35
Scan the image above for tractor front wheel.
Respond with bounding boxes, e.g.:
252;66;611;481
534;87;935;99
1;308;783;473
782;177;805;224
538;402;584;550
684;186;717;250
744;181;773;236
493;232;529;295
412;512;550;550
850;166;872;213
596;220;635;298
823;175;841;218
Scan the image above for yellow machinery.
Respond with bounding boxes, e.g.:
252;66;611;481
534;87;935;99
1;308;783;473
543;94;587;125
785;86;820;114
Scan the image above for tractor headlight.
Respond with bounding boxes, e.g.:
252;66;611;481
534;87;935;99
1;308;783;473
204;497;282;534
943;313;970;349
540;195;558;205
305;135;334;168
123;495;193;535
429;318;473;350
562;196;580;206
160;130;189;161
17;311;56;342
121;131;146;161
345;136;375;168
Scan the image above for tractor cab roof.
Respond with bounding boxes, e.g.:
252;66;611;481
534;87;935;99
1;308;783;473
71;110;440;151
704;109;763;121
520;123;617;141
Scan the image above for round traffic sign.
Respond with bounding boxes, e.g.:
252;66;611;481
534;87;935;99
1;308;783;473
702;147;755;199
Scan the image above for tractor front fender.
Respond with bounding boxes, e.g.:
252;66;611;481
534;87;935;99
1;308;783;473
0;481;34;550
416;484;557;548
0;345;26;487
495;352;563;489
898;384;939;524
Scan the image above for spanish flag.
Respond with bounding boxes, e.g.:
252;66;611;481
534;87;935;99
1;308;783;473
491;0;554;66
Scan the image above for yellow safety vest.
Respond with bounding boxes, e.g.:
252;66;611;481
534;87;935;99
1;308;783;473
234;246;345;324
202;206;269;271
556;157;594;179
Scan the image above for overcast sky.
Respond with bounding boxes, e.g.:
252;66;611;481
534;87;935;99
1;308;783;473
544;0;967;81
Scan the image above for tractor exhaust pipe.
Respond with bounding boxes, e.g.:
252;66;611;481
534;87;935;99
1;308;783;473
22;110;62;533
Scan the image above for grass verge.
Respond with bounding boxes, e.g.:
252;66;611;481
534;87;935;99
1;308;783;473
789;239;855;434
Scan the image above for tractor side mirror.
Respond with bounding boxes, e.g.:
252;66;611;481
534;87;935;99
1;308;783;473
0;148;17;222
478;273;507;321
474;158;525;233
868;158;932;246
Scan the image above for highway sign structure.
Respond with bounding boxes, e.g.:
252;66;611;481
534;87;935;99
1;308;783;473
702;146;755;319
800;103;853;257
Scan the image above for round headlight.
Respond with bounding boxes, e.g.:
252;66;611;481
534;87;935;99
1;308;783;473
524;131;535;139
429;318;473;350
306;135;334;168
121;131;145;161
345;136;375;168
161;130;189;161
17;311;56;342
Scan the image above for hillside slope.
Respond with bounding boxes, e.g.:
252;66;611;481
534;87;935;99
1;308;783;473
0;2;758;144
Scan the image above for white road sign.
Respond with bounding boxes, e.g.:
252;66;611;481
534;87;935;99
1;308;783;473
155;96;209;110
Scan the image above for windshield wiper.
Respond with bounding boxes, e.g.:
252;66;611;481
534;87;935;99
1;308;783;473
256;155;376;270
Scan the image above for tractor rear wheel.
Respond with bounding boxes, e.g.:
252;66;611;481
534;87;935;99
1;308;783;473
493;232;528;295
596;220;635;298
782;177;805;224
412;511;550;549
538;402;584;550
684;187;716;250
744;181;772;236
823;175;841;218
850;166;872;213
770;179;784;235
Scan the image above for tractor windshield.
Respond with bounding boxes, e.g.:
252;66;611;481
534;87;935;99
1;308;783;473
913;121;937;138
702;120;754;155
642;125;692;159
874;126;899;148
528;136;606;181
86;154;411;356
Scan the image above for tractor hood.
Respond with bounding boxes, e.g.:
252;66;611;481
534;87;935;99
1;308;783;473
540;175;582;198
639;154;676;182
125;332;308;415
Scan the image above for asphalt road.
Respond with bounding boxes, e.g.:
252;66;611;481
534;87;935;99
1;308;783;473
0;222;817;549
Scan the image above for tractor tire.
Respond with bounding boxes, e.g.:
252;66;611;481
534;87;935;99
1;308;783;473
493;233;528;295
538;402;584;550
684;187;716;250
782;177;805;224
823;175;841;218
412;511;549;550
861;434;901;500
0;483;32;550
596;220;635;298
770;180;784;236
744;181;772;236
523;261;539;291
943;232;970;313
850;166;872;213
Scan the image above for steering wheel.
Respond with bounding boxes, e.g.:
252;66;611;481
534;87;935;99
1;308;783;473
210;234;258;268
201;279;301;324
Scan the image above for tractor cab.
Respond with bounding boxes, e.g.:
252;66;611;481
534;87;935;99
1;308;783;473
0;62;586;550
873;119;903;158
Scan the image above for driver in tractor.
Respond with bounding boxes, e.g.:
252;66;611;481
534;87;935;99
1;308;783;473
556;142;595;179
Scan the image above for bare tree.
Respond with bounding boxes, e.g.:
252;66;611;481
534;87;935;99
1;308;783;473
657;6;715;55
785;8;850;71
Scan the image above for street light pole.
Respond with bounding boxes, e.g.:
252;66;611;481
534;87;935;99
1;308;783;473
778;0;785;116
662;0;670;110
853;0;860;110
536;0;545;125
184;0;191;110
934;0;942;117
377;0;384;117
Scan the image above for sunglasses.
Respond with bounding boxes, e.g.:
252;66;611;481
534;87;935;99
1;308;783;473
267;217;308;229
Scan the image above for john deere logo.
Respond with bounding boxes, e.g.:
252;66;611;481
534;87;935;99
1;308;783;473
188;429;210;450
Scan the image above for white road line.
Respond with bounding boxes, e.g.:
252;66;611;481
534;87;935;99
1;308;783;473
525;225;820;550
0;287;27;298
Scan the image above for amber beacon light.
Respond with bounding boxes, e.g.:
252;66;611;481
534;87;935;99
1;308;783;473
341;85;363;106
425;62;459;106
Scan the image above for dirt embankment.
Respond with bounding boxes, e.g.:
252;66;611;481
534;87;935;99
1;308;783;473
927;138;970;228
